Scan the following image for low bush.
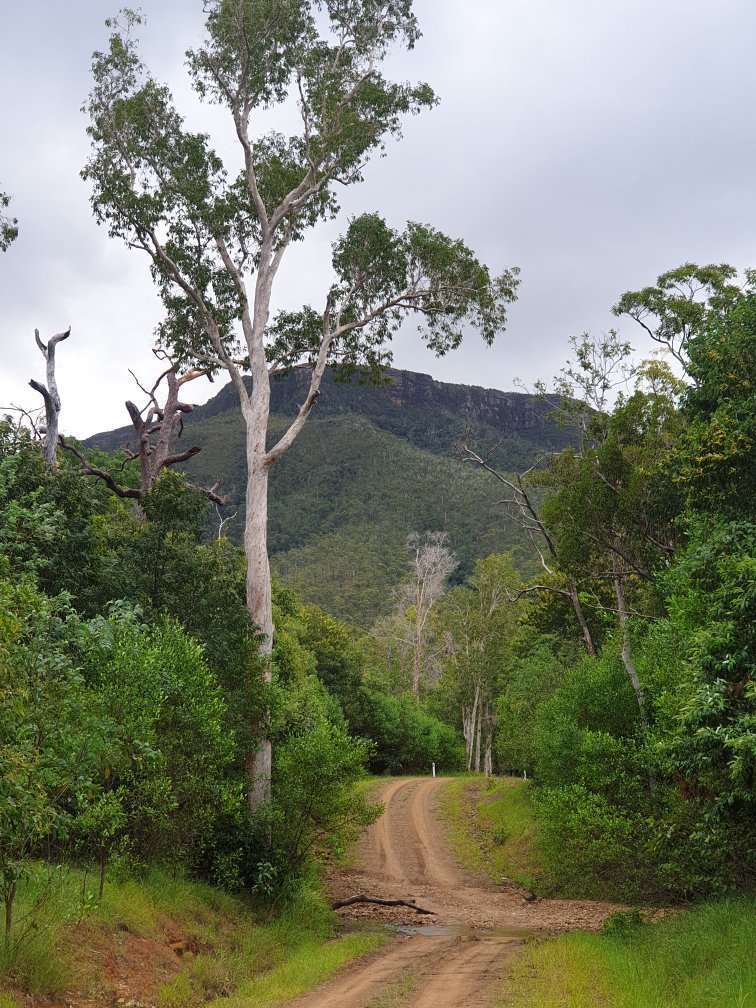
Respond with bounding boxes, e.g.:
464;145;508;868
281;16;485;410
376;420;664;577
533;785;649;901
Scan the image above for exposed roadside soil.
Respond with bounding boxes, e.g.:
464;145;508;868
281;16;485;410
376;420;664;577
289;776;624;1008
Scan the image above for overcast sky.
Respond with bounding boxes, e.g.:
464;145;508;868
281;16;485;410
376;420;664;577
2;1;755;437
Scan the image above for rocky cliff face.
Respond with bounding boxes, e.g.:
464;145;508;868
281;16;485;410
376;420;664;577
271;367;552;434
85;366;571;461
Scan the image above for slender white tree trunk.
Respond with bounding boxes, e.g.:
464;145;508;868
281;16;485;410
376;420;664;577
610;549;649;730
412;630;422;698
462;707;471;766
567;577;596;656
484;738;493;780
465;684;480;771
243;374;275;810
29;327;70;465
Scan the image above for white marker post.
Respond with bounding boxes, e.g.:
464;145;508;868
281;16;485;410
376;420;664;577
432;762;436;778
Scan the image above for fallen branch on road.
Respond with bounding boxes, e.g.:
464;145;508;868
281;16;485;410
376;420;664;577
332;894;437;915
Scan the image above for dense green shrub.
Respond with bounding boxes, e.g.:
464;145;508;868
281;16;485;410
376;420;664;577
533;785;649;901
350;688;463;774
78;608;242;873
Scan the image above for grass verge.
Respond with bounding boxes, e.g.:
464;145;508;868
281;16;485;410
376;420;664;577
214;932;384;1008
501;899;756;1008
439;775;544;892
0;863;385;1008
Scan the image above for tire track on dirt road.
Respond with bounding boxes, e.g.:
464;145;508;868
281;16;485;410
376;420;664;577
289;933;520;1008
286;776;622;1007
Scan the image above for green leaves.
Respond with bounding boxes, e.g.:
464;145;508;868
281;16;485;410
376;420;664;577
674;289;756;516
335;215;516;353
613;262;743;370
84;3;511;379
189;0;315;109
265;214;518;376
0;579;108;921
0;190;18;252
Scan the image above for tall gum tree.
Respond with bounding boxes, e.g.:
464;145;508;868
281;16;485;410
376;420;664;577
82;1;520;808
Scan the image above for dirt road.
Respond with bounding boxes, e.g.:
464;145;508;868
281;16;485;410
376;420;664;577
286;777;621;1008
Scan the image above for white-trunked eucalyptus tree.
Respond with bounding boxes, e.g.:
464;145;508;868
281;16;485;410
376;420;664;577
83;1;520;809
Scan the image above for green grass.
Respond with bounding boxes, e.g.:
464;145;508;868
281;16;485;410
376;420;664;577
0;863;237;996
353;775;391;799
0;863;385;1008
95;865;242;939
155;878;385;1008
212;933;385;1008
502;899;756;1008
0;864;79;994
366;972;417;1008
440;776;544;892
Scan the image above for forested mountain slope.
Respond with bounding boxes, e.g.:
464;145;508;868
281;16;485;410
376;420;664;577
86;368;572;624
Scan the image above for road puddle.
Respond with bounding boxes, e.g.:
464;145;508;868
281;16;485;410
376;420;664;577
340;919;541;940
394;923;540;939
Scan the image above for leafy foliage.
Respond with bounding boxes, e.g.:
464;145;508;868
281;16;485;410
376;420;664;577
0;429;385;916
0;190;18;252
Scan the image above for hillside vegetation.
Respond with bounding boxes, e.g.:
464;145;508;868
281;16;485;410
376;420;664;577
0;864;382;1008
86;369;570;624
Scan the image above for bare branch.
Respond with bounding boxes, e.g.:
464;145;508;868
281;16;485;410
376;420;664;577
58;436;141;499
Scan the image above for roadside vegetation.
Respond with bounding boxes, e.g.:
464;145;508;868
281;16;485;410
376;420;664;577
3;266;754;1000
3;264;754;1002
440;777;544;894
503;899;756;1008
1;3;754;1002
441;779;756;1005
0;863;384;1007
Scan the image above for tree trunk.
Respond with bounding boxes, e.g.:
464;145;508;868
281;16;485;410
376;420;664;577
29;327;70;465
412;629;421;698
462;707;471;767
567;577;596;656
474;711;482;774
244;405;274;812
611;551;649;729
465;685;480;771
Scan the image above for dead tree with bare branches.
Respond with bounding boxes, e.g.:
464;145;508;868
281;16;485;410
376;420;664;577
29;327;70;465
399;532;457;697
60;350;226;505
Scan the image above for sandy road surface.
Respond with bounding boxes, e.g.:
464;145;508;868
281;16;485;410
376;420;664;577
287;777;621;1008
290;933;519;1008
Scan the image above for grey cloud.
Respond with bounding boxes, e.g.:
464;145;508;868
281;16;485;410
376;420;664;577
2;0;756;435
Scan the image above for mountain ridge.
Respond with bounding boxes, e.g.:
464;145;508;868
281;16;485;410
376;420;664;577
84;368;571;625
85;365;572;459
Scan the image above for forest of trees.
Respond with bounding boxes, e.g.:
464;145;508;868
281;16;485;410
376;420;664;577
2;260;753;930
